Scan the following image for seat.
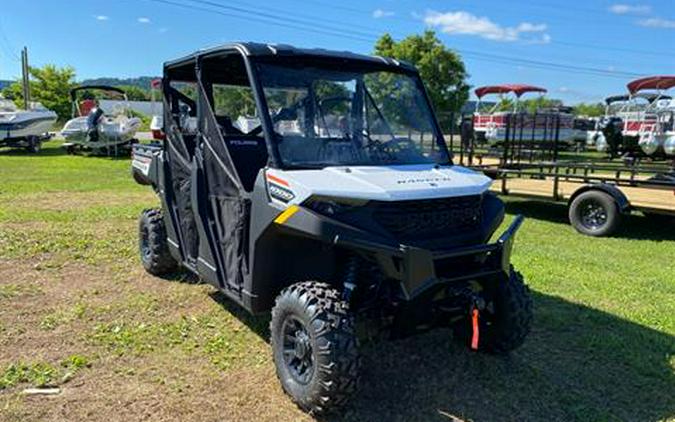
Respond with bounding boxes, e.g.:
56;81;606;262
224;137;269;191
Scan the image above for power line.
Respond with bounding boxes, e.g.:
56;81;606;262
145;0;375;43
286;0;675;58
143;0;647;80
0;18;21;63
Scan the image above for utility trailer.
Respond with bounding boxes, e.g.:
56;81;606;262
131;42;533;414
455;112;675;236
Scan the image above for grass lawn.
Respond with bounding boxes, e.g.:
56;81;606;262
0;141;673;422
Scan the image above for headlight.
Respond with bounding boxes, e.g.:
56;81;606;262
303;197;367;217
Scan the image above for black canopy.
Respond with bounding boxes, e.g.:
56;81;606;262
70;85;127;101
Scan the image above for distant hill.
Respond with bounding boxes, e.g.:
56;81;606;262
79;76;159;90
0;80;12;89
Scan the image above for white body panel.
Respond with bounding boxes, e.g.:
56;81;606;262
267;164;492;204
0;100;57;141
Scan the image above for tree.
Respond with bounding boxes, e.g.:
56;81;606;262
117;85;150;101
573;102;605;117
2;65;76;120
374;31;469;129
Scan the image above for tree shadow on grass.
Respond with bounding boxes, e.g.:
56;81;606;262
504;198;675;242
0;144;68;157
211;287;674;422
322;291;675;422
211;284;675;422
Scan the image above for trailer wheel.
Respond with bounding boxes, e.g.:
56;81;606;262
454;268;533;354
138;208;178;275
569;190;620;237
270;281;359;415
26;136;41;153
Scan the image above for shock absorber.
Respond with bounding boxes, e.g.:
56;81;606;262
342;255;359;302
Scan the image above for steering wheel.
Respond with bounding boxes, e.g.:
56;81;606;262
376;137;418;154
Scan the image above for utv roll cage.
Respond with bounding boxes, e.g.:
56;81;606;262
163;42;448;170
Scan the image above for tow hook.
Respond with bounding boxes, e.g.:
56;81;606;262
469;296;486;351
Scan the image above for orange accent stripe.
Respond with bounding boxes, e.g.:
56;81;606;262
471;309;480;350
266;174;289;187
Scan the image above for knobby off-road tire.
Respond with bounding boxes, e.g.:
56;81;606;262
270;281;359;415
456;268;533;354
569;190;621;237
138;208;178;276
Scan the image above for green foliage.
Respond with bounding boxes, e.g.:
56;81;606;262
493;96;563;113
80;76;158;90
213;85;256;118
0;362;58;389
374;31;469;129
117;85;150;101
2;65;76;120
574;102;605;117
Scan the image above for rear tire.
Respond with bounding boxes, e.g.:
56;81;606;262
270;281;359;415
569;190;620;237
455;268;533;354
138;208;178;275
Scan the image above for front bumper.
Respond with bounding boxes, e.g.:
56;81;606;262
334;215;524;300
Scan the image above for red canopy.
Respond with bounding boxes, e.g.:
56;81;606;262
475;84;547;99
627;76;675;94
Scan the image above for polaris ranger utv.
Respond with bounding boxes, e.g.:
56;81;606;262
131;43;532;414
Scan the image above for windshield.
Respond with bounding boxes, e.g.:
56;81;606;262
257;63;450;168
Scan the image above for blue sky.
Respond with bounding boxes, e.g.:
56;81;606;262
0;0;673;104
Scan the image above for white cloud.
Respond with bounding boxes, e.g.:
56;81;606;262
373;9;394;19
608;4;651;15
559;87;570;93
138;17;151;24
638;17;675;28
94;15;109;21
424;10;550;43
158;27;169;33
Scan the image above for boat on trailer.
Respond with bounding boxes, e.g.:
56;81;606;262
593;92;671;153
625;76;675;157
0;97;57;153
472;84;575;147
61;85;141;155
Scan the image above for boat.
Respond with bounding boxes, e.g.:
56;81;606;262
625;76;675;156
593;92;671;154
472;84;576;147
61;85;141;155
0;96;57;152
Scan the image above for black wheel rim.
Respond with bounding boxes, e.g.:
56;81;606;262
140;225;151;260
281;316;314;385
579;199;608;230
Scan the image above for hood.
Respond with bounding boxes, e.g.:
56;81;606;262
270;164;492;203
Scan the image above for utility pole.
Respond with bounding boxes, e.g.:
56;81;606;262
21;46;30;110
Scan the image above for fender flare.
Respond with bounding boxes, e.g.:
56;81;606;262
568;184;631;214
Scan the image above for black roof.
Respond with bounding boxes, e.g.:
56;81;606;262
164;42;416;72
605;92;672;105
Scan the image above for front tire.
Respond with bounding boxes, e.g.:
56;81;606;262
455;269;533;354
270;281;359;415
569;190;620;237
138;208;178;276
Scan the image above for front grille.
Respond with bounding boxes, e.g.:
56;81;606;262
372;195;482;239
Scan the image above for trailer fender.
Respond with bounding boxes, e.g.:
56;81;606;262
568;184;630;214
